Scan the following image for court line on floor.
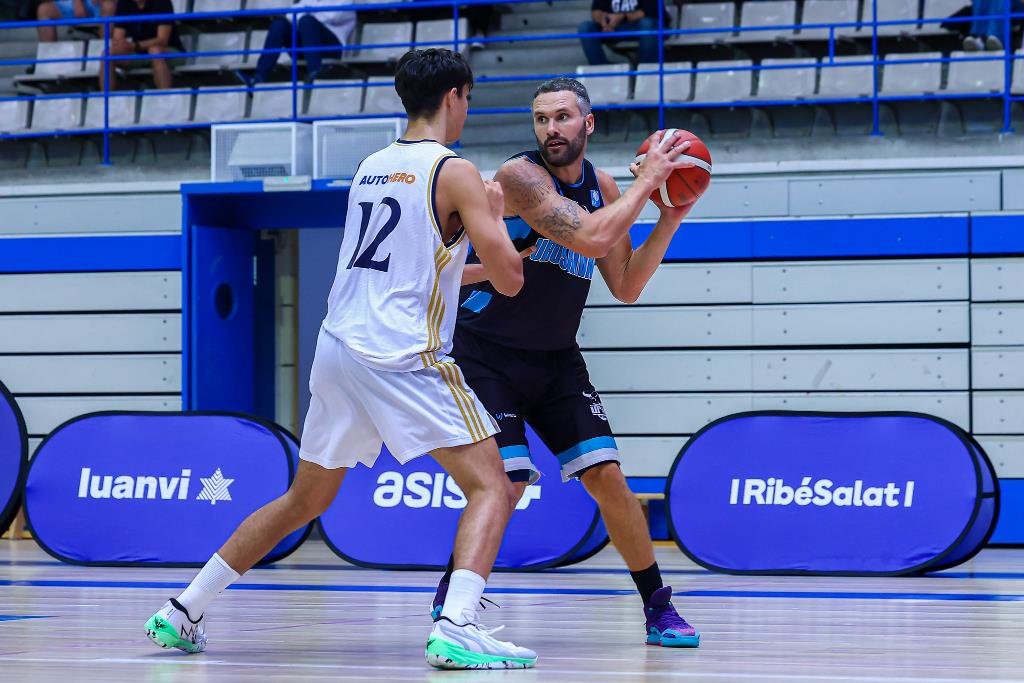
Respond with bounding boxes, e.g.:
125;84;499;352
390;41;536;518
1;578;1022;602
8;560;1024;581
2;657;1021;682
0;616;48;622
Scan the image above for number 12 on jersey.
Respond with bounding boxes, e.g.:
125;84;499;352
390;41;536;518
347;197;401;273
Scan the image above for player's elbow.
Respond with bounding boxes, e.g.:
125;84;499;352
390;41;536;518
608;281;642;304
492;269;524;297
489;256;524;296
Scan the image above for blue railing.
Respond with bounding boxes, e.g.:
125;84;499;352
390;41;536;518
1;0;1022;164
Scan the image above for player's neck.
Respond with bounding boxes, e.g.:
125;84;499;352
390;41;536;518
543;157;585;186
403;117;448;147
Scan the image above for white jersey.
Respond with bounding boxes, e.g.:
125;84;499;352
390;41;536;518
322;139;469;372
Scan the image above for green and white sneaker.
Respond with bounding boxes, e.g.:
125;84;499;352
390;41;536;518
426;609;537;670
144;598;207;653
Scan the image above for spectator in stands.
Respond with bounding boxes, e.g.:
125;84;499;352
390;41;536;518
963;0;1022;50
238;0;356;86
464;3;493;49
100;0;184;90
578;0;662;65
35;0;115;42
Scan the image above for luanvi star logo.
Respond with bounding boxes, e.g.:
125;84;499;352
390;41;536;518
195;468;234;505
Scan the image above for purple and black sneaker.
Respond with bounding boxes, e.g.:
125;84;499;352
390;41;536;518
645;586;700;647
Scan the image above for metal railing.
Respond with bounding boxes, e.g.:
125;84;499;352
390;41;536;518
0;0;1021;164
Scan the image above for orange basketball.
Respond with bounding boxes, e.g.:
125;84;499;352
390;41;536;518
634;129;713;209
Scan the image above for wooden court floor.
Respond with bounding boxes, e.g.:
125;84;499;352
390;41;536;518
1;539;1022;682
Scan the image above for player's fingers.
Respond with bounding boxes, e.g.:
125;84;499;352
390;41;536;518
670;139;692;154
628;162;640;178
672;159;697;169
519;246;536;259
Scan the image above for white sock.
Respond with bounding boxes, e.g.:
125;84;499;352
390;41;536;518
440;569;486;624
176;553;240;618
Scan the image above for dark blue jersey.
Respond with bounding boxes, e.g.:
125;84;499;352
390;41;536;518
457;150;604;351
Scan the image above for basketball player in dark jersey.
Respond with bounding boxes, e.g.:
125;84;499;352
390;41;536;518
431;77;701;647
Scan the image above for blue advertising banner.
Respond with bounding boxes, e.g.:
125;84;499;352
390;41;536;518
319;425;603;570
25;412;310;566
667;412;999;575
0;381;27;535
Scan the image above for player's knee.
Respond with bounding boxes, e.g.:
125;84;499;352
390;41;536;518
147;45;166;55
286;485;333;520
581;461;625;495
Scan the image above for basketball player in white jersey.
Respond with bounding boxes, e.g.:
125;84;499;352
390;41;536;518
143;48;539;669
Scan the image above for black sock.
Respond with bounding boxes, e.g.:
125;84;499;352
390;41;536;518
441;554;455;584
630;562;663;605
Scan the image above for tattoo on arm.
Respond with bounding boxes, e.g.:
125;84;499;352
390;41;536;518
502;161;582;244
537;203;582;243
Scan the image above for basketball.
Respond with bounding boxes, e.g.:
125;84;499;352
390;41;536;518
634;129;713;209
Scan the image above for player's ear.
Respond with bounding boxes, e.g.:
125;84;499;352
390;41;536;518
584;112;595;136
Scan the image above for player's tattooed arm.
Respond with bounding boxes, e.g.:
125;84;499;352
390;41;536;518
496;159;583;248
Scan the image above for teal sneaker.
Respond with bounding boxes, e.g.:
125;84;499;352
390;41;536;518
426;609;537;670
144;598;207;653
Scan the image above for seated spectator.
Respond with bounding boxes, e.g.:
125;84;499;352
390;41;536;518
962;0;1024;50
100;0;183;90
238;0;356;86
578;0;663;65
35;0;115;42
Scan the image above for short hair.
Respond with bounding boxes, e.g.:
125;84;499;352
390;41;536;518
394;48;474;119
532;77;592;117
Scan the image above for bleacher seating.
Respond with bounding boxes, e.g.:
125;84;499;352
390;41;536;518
193;85;247;122
307;78;363;117
1014;51;1024;94
1;0;1022;167
84;93;137;129
30;96;82;131
736;0;797;42
881;52;943;95
945;51;1005;93
799;0;860;40
670;2;736;45
350;22;413;63
575;63;630;106
0;100;30;133
178;32;248;74
136;91;192;127
817;54;875;98
362;76;403;114
692;59;753;102
753;57;817;99
633;62;693;103
249;82;298;119
414;18;469;52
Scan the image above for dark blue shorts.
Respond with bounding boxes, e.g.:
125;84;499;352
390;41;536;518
451;327;619;484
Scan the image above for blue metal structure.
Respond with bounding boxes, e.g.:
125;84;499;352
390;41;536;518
1;0;1022;163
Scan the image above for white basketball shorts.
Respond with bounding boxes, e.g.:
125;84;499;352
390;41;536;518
299;327;499;469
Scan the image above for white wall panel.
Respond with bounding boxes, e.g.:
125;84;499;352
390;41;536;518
579;306;753;348
972;347;1024;389
971;304;1024;345
1002;173;1024;210
752;259;968;303
584;350;753;391
682;178;790;219
615;436;688;477
971;258;1024;301
751;392;970;429
0;193;181;234
28;437;41;457
589;262;752;306
789;172;999;214
0;355;181;393
0;272;180;313
753;302;969;345
973;392;1024;434
753;349;969;391
976;436;1024;478
602;393;754;434
0;314;180;353
17;395;181;435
